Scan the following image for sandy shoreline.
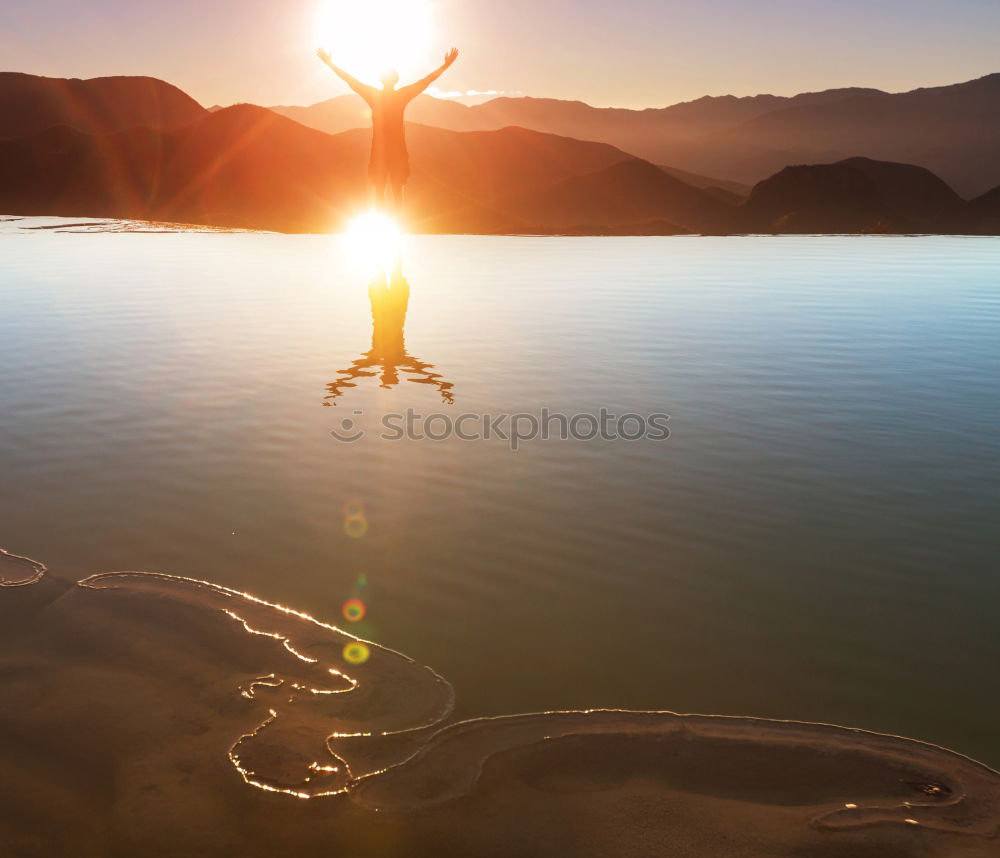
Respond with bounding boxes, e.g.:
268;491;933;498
1;556;997;857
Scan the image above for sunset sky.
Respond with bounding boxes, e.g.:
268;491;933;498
3;0;999;109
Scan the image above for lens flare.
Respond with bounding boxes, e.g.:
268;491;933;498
342;500;366;519
342;642;371;664
342;210;403;273
342;599;367;622
315;0;434;87
344;516;369;539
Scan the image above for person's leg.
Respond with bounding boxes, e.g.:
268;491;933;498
390;181;404;215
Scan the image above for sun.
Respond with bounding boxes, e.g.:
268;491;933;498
314;0;435;87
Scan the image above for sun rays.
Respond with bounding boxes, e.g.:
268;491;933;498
342;210;404;273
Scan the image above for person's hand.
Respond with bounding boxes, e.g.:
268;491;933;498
445;48;459;66
317;48;332;66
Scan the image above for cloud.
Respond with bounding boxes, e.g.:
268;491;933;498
426;87;520;100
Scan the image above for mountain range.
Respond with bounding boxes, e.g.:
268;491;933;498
0;72;205;138
1;71;998;235
270;74;1000;198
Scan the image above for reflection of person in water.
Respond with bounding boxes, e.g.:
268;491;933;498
317;48;459;213
324;259;454;405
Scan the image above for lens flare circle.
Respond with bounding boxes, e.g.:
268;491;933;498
315;0;434;86
342;599;367;622
342;642;371;664
344;516;370;539
342;500;366;519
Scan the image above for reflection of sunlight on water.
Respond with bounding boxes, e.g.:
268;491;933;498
342;211;404;275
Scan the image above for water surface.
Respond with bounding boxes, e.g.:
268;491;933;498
1;219;998;764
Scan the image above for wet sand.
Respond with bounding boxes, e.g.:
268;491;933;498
1;556;997;857
0;548;46;587
0;215;263;234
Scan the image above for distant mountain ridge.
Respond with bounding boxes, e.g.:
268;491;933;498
0;73;997;235
689;74;1000;198
266;87;887;184
0;104;673;233
0;72;206;138
270;74;1000;197
501;159;731;233
269;86;886;146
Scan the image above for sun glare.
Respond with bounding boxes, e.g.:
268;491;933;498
314;0;434;86
343;211;403;272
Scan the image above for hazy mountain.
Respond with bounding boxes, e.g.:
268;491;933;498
501;159;731;233
471;79;1000;197
739;157;975;234
275;88;881;147
0;72;207;138
3;108;994;234
271;94;478;137
269;90;866;193
457;89;887;151
0;105;679;233
686;75;1000;198
0;108;361;232
1;74;995;235
271;93;751;195
657;166;750;197
274;75;1000;197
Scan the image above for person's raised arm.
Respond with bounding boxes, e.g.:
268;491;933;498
316;49;376;100
400;48;459;100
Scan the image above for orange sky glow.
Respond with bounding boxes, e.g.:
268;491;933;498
2;0;999;109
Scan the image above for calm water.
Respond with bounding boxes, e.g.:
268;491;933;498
2;220;999;765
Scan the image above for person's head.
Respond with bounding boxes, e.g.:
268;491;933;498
380;69;400;90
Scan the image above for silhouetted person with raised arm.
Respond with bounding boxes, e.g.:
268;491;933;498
317;48;459;214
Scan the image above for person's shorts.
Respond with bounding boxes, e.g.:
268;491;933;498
369;149;411;185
